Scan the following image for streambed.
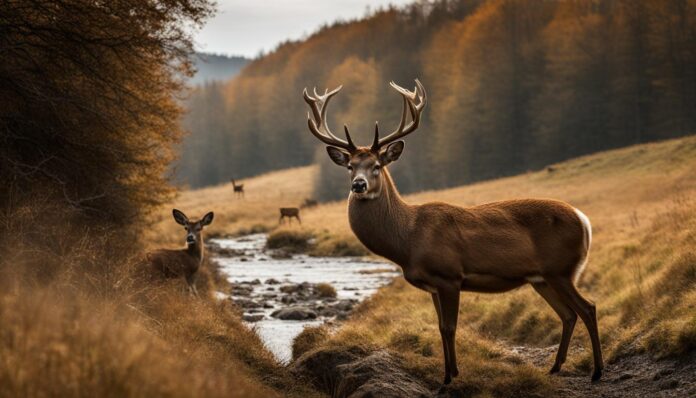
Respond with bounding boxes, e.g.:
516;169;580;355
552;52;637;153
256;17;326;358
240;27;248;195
211;233;399;363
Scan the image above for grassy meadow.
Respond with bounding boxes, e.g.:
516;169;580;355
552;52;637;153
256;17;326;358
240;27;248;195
157;135;696;396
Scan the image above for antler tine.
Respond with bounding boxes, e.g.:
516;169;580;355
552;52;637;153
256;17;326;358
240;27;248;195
303;85;354;150
377;79;427;148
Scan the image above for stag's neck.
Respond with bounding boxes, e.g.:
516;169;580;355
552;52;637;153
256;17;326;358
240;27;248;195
348;169;414;267
186;240;204;262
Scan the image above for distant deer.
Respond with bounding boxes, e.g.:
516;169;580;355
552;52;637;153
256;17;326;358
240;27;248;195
303;80;602;387
300;198;318;208
279;207;301;224
231;179;244;198
147;209;214;297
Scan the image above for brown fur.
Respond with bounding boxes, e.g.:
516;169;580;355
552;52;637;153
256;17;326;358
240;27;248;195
344;152;602;385
279;207;301;224
147;209;213;297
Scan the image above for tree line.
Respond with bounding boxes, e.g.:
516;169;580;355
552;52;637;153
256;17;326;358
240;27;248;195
180;0;695;200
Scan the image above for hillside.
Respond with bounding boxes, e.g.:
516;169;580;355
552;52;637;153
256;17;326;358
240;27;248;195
159;135;696;397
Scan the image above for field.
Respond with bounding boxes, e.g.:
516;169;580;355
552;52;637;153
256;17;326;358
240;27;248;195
5;136;692;397
157;135;696;396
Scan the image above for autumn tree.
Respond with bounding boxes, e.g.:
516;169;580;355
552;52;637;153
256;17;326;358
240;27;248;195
0;0;213;230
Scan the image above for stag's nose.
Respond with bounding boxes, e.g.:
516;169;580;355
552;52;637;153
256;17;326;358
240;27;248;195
186;235;196;244
351;178;367;194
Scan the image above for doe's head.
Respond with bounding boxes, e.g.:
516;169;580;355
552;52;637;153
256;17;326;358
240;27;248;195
172;209;214;245
303;80;426;200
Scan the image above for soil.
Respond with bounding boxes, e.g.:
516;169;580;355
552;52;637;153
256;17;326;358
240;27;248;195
294;342;696;398
446;344;696;398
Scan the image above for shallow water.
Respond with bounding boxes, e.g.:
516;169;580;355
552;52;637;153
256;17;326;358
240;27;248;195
212;233;398;363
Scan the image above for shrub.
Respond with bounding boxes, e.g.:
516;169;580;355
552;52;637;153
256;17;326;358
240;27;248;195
315;283;337;298
292;326;330;361
266;229;314;253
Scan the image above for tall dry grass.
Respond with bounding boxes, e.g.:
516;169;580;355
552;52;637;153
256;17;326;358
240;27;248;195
0;194;320;398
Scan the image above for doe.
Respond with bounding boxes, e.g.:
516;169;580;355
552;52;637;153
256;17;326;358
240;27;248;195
279;207;301;225
148;209;214;297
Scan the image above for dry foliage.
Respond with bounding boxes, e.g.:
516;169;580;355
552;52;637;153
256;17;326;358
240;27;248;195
175;135;695;396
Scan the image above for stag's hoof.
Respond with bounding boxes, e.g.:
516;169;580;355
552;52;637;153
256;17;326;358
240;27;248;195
443;374;452;385
591;368;603;382
549;363;562;374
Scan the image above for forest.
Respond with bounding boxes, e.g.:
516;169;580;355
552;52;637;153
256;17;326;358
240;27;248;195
180;0;696;200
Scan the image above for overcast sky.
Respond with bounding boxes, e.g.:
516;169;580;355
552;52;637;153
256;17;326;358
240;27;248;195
195;0;415;57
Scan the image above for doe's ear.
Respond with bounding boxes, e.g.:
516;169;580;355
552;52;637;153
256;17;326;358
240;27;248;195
379;141;405;165
326;146;351;167
172;209;188;225
201;211;214;227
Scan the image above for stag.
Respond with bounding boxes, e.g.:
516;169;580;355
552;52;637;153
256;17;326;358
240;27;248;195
231;179;244;198
302;80;602;387
147;209;213;297
279;207;301;224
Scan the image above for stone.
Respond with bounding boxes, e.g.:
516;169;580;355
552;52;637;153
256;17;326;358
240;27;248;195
271;307;317;320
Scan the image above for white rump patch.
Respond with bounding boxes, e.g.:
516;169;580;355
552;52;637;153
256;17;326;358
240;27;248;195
573;208;592;283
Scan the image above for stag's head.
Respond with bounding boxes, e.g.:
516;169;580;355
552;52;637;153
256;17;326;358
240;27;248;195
172;209;214;246
303;80;426;200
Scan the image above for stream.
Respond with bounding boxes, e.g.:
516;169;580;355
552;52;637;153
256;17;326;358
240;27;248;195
211;233;399;363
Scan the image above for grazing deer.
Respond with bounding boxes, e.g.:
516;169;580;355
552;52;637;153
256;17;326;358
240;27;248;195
300;198;318;208
302;80;602;386
279;207;301;224
147;209;214;297
231;179;244;198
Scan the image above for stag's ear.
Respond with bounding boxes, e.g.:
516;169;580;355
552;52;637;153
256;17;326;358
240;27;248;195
326;146;350;167
379;141;405;165
172;209;189;225
201;211;214;226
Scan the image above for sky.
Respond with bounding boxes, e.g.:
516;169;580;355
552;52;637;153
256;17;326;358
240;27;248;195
195;0;415;58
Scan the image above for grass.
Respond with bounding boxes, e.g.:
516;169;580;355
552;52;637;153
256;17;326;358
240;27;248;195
315;283;337;298
283;136;694;396
266;228;314;253
9;135;691;397
0;200;321;398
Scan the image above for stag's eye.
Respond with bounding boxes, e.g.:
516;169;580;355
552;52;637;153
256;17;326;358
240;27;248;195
347;165;353;172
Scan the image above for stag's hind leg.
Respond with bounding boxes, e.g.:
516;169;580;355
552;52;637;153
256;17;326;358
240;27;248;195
545;276;603;381
532;282;577;374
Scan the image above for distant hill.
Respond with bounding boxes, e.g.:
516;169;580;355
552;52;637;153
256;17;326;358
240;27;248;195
189;52;249;85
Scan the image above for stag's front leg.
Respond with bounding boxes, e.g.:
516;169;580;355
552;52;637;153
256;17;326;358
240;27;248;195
437;286;461;385
432;293;451;382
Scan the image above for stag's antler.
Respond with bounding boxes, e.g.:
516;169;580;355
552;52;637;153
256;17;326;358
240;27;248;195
372;79;427;151
303;86;356;151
